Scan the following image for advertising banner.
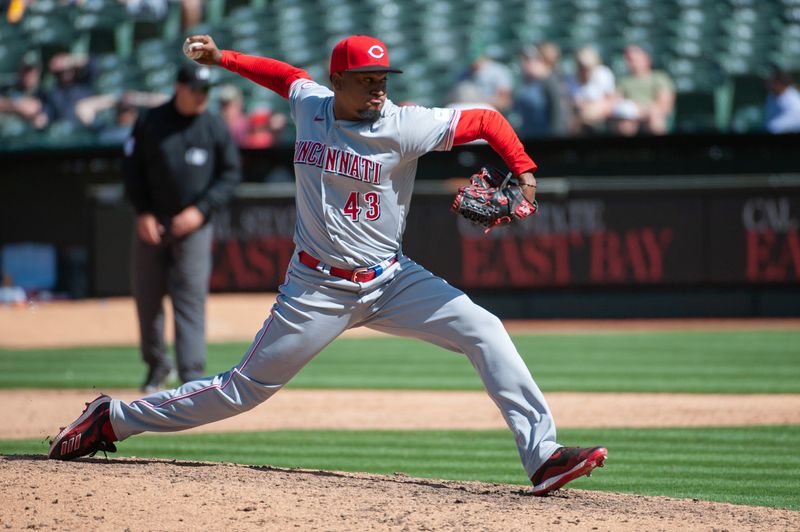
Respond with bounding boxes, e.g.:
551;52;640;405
710;195;800;283
193;193;800;292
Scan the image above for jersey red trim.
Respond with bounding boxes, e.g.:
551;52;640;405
453;109;537;175
220;50;311;99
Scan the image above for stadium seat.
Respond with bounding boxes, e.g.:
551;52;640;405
0;41;27;77
0;115;37;148
204;0;227;26
39;119;96;147
95;51;146;92
773;25;800;69
673;90;717;132
729;73;768;133
136;39;178;72
73;1;127;33
21;12;75;47
142;63;180;94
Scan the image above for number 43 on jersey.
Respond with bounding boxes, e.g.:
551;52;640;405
343;191;380;221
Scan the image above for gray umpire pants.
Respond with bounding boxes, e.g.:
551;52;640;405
130;222;213;382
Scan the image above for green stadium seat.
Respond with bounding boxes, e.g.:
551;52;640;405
94;53;142;93
229;8;272;40
731;73;768;107
0;41;28;76
0;114;36;145
204;0;227;26
729;73;768;133
21;13;75;47
142;63;179;94
41;119;96;148
136;39;176;69
773;29;800;69
731;105;765;133
0;15;24;39
673;90;717;133
72;6;134;57
73;2;127;33
121;0;182;50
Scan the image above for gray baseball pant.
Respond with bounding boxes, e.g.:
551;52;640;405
112;253;560;477
130;222;213;383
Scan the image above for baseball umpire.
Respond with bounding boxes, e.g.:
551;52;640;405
124;62;242;391
49;35;606;495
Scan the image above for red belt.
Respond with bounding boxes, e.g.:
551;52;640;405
298;251;398;283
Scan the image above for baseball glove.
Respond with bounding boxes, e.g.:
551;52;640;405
451;166;538;232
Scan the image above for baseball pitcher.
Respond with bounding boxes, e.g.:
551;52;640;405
49;34;606;495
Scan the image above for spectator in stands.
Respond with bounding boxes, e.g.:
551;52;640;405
122;0;201;30
616;44;675;135
512;41;570;138
180;0;202;30
218;84;249;145
608;98;642;137
85;91;168;144
765;67;800;134
448;44;513;112
75;90;168;131
568;46;616;135
4;0;26;23
217;85;289;148
122;0;169;21
241;107;288;149
96;95;140;144
0;50;48;129
42;52;95;126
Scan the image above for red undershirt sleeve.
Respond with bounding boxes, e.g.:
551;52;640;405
220;50;311;99
453;108;538;176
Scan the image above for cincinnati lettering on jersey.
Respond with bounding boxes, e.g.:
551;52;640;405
293;140;382;184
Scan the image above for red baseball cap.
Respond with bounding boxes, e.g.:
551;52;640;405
329;35;403;75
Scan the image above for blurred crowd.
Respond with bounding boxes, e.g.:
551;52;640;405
446;41;800;137
0;0;291;150
4;0;203;28
0;45;290;148
2;1;800;150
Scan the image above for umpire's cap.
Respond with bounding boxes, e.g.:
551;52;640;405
176;62;214;90
330;35;403;75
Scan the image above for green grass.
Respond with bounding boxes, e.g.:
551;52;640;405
5;425;799;509
1;330;799;392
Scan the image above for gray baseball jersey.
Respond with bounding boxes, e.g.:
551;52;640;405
108;71;562;480
288;78;459;267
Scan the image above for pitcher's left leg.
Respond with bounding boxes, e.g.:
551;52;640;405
365;259;559;477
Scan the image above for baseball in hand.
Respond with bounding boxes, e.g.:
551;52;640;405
183;39;204;60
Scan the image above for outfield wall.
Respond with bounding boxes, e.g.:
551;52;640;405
86;175;800;318
2;136;799;317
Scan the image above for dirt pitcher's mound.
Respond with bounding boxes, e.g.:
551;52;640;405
2;456;798;531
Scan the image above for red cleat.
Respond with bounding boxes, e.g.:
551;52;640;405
531;446;608;496
48;395;117;460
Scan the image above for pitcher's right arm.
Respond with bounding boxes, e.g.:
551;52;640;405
183;35;311;99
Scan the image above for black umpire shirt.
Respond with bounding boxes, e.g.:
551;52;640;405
123;98;241;227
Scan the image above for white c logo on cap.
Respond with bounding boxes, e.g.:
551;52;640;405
367;45;385;59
